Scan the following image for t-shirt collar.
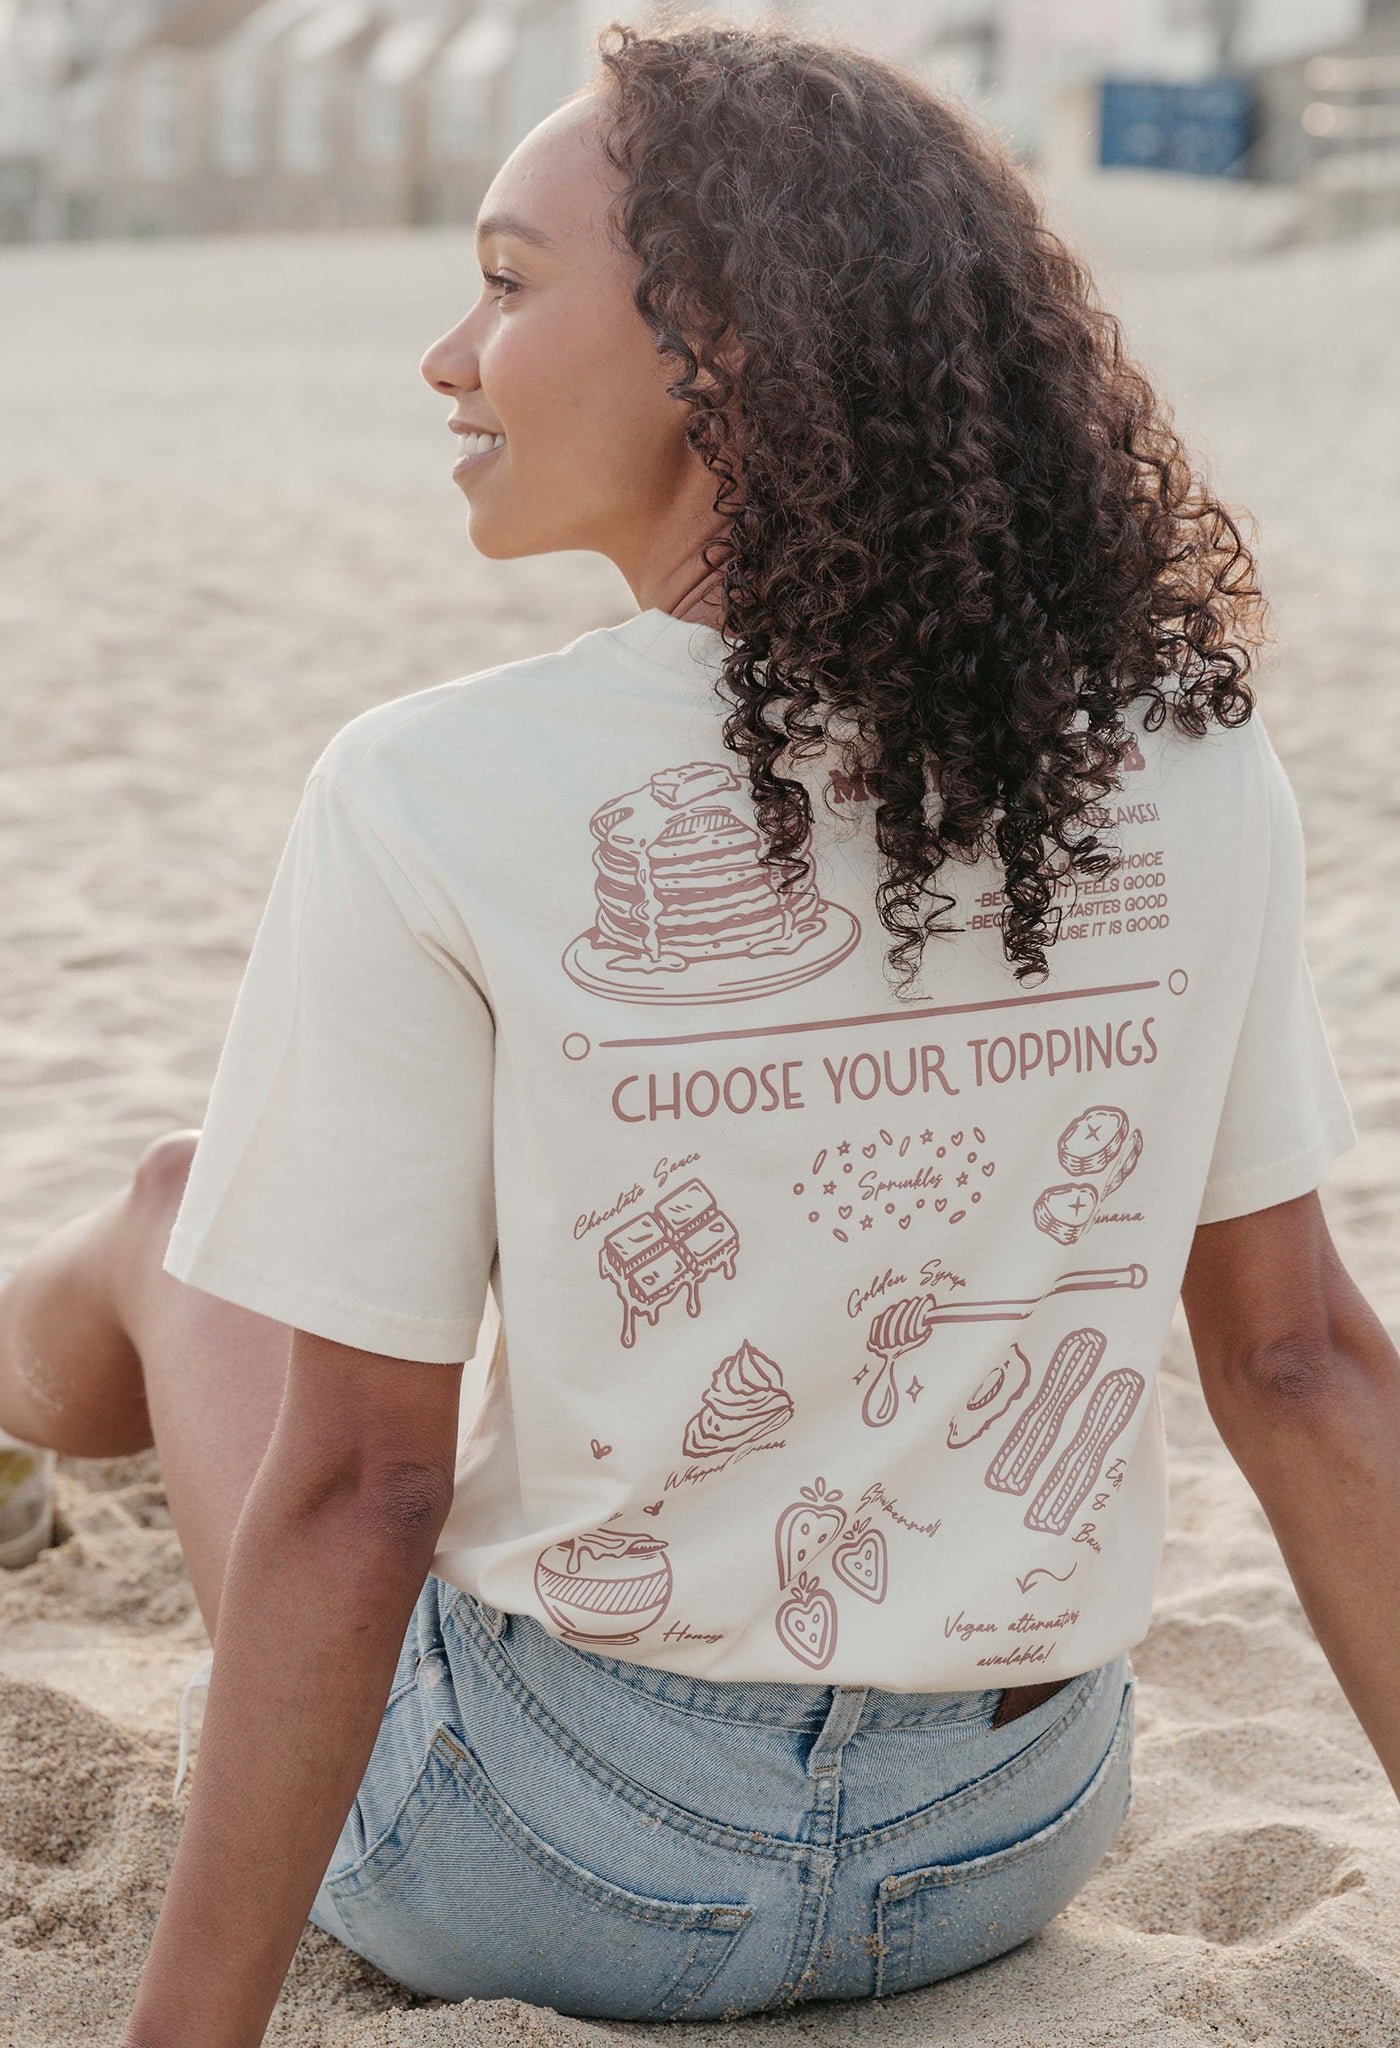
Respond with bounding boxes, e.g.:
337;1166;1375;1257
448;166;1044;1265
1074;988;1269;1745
606;607;726;679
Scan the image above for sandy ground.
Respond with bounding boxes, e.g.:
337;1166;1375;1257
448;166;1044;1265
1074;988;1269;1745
1;175;1398;2045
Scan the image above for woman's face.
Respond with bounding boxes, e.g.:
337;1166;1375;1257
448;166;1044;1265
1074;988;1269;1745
420;94;717;593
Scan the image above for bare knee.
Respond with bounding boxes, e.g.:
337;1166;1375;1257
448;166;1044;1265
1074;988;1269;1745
128;1130;202;1235
103;1130;203;1335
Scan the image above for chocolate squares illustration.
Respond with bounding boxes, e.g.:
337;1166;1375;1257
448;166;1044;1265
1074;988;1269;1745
599;1178;740;1347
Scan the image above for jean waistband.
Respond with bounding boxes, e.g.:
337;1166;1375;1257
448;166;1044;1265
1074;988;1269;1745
459;1591;1094;1735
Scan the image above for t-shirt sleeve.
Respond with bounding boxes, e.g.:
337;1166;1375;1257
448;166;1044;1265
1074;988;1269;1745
1196;726;1355;1226
163;770;496;1361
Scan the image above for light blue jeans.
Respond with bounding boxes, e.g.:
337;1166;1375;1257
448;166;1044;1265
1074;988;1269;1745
310;1578;1135;2022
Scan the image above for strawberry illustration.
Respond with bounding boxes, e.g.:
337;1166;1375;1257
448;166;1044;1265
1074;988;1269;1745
774;1477;846;1588
831;1518;888;1603
775;1571;838;1670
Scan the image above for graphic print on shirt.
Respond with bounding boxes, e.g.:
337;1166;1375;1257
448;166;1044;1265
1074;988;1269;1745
946;1343;1032;1448
597;1176;740;1346
1050;1451;1131;1558
562;760;860;1005
533;1526;673;1644
1025;1368;1144;1535
664;1339;794;1491
983;1329;1146;1537
830;1516;890;1601
856;1294;939;1430
1033;1104;1144;1245
773;1477;890;1670
777;1572;840;1670
794;1123;997;1247
775;1476;849;1585
985;1328;1106;1494
852;1263;1148;1429
940;1347;1141;1663
1016;1562;1079;1595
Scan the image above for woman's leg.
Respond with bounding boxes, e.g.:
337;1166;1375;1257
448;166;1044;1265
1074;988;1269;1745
0;1132;290;1634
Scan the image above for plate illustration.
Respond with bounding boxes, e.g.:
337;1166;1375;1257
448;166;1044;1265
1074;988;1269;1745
563;759;860;1006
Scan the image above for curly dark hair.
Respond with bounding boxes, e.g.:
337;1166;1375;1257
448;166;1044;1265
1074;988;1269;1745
596;23;1265;989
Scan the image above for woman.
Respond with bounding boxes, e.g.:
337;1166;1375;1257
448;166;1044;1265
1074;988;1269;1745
0;24;1393;2047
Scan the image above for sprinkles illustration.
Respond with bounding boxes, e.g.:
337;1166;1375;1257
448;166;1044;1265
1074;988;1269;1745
791;1124;995;1244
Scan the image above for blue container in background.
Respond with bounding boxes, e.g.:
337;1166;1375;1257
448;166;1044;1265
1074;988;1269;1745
1099;76;1254;178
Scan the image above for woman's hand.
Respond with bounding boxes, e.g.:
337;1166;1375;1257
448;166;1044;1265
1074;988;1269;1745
121;1331;462;2048
1183;1191;1400;1800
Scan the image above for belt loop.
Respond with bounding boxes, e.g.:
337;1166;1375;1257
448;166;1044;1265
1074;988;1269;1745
473;1594;508;1640
806;1685;869;1776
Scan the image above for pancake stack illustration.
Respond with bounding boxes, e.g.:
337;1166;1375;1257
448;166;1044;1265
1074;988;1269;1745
594;760;819;963
563;760;859;1004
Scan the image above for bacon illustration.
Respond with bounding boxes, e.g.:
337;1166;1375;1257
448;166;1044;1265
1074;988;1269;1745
1025;1367;1144;1535
985;1328;1106;1496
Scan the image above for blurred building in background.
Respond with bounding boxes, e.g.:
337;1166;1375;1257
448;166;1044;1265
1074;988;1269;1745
0;0;1396;240
1254;0;1400;234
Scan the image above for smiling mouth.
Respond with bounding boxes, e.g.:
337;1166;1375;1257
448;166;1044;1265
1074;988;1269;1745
453;429;505;475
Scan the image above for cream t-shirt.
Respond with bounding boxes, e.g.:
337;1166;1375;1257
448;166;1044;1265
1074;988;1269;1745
165;609;1355;1689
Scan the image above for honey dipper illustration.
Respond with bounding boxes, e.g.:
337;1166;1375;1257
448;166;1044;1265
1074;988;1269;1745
857;1264;1147;1430
861;1296;939;1428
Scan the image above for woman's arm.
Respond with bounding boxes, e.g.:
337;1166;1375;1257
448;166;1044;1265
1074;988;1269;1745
1182;1190;1400;1797
123;1331;463;2048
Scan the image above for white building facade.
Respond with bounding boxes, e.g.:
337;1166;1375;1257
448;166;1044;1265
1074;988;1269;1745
0;0;1384;239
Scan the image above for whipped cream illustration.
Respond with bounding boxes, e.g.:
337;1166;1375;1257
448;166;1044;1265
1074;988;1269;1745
682;1339;794;1461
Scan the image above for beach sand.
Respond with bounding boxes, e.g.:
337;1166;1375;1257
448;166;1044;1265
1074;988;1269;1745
1;188;1397;2044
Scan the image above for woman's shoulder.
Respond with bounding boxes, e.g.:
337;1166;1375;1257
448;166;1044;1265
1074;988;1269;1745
1139;692;1286;804
309;625;630;795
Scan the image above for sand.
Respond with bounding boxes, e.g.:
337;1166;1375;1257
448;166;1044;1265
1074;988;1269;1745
1;177;1398;2045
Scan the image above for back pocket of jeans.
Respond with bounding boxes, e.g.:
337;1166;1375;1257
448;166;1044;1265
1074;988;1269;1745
323;1724;752;2021
874;1676;1135;1999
